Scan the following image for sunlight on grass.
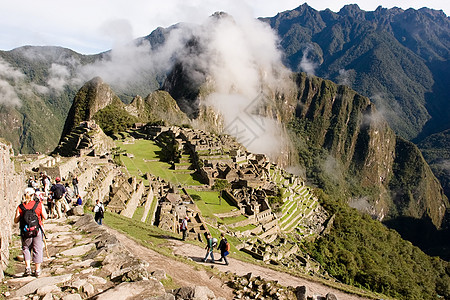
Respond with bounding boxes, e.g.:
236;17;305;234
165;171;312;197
116;139;203;186
187;190;238;218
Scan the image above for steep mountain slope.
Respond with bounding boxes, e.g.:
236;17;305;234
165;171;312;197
260;4;450;141
0;46;91;153
0;45;160;154
290;73;448;228
55;77;190;154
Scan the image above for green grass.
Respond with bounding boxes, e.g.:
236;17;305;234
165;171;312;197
187;190;237;219
115;139;203;186
132;206;145;221
234;224;257;232
146;196;158;225
221;214;248;225
104;211;179;253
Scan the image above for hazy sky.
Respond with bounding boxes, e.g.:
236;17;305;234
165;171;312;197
0;0;448;54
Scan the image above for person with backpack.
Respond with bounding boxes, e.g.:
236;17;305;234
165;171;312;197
202;233;216;263
14;187;48;277
180;216;189;241
50;177;66;219
217;232;230;265
93;199;105;225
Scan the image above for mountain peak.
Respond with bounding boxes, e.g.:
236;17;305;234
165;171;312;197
59;77;121;142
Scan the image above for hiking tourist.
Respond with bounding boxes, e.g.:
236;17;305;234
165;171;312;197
202;233;216;263
50;177;66;219
180;216;188;241
14;187;48;277
93;199;105;225
217;233;230;265
41;173;51;196
72;176;79;196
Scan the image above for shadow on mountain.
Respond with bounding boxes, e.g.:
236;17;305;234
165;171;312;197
384;215;450;261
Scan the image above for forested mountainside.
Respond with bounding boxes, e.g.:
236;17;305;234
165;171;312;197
260;3;450;142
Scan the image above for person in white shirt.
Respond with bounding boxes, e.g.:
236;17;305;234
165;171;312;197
93;199;105;225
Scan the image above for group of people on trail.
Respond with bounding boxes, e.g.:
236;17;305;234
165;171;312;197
27;173;83;220
180;216;231;265
203;232;230;265
15;172;106;278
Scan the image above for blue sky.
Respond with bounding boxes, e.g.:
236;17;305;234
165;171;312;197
0;0;448;54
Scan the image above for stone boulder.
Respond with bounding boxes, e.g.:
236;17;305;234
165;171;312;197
92;279;165;300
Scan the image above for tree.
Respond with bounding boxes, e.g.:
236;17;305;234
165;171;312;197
212;179;231;205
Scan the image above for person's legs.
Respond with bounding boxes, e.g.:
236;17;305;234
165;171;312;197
55;199;62;218
32;231;44;277
203;250;210;262
22;237;32;276
62;198;70;212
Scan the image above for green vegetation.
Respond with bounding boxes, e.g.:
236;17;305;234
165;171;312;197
288;118;450;299
115;139;202;186
94;103;138;135
304;201;450;300
187;190;237;219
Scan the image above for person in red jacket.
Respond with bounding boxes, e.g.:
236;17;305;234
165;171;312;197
14;187;48;277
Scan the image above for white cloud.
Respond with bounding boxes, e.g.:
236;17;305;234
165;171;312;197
0;80;22;107
298;45;318;76
48;63;71;91
0;58;25;106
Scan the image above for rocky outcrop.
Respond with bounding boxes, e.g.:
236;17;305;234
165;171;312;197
126;91;190;126
0;140;23;281
293;73;449;228
60;77;122;142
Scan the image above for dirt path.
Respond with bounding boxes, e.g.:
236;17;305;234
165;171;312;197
106;226;371;300
105;226;234;299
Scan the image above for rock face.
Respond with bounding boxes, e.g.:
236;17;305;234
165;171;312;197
60;77;121;142
127;90;190;125
163;43;448;229
293;73;449;228
0;140;23;280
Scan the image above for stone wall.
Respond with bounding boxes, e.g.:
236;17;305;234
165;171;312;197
141;185;155;223
0;141;23;280
120;181;144;218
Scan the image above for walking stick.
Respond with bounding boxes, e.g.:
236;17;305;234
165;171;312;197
40;225;50;259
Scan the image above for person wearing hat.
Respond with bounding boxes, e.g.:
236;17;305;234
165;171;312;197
50;177;66;219
14;187;48;277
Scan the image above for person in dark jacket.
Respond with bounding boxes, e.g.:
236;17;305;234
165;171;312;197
72;176;79;196
217;232;229;265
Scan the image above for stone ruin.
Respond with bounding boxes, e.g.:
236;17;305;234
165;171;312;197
143;126;332;259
